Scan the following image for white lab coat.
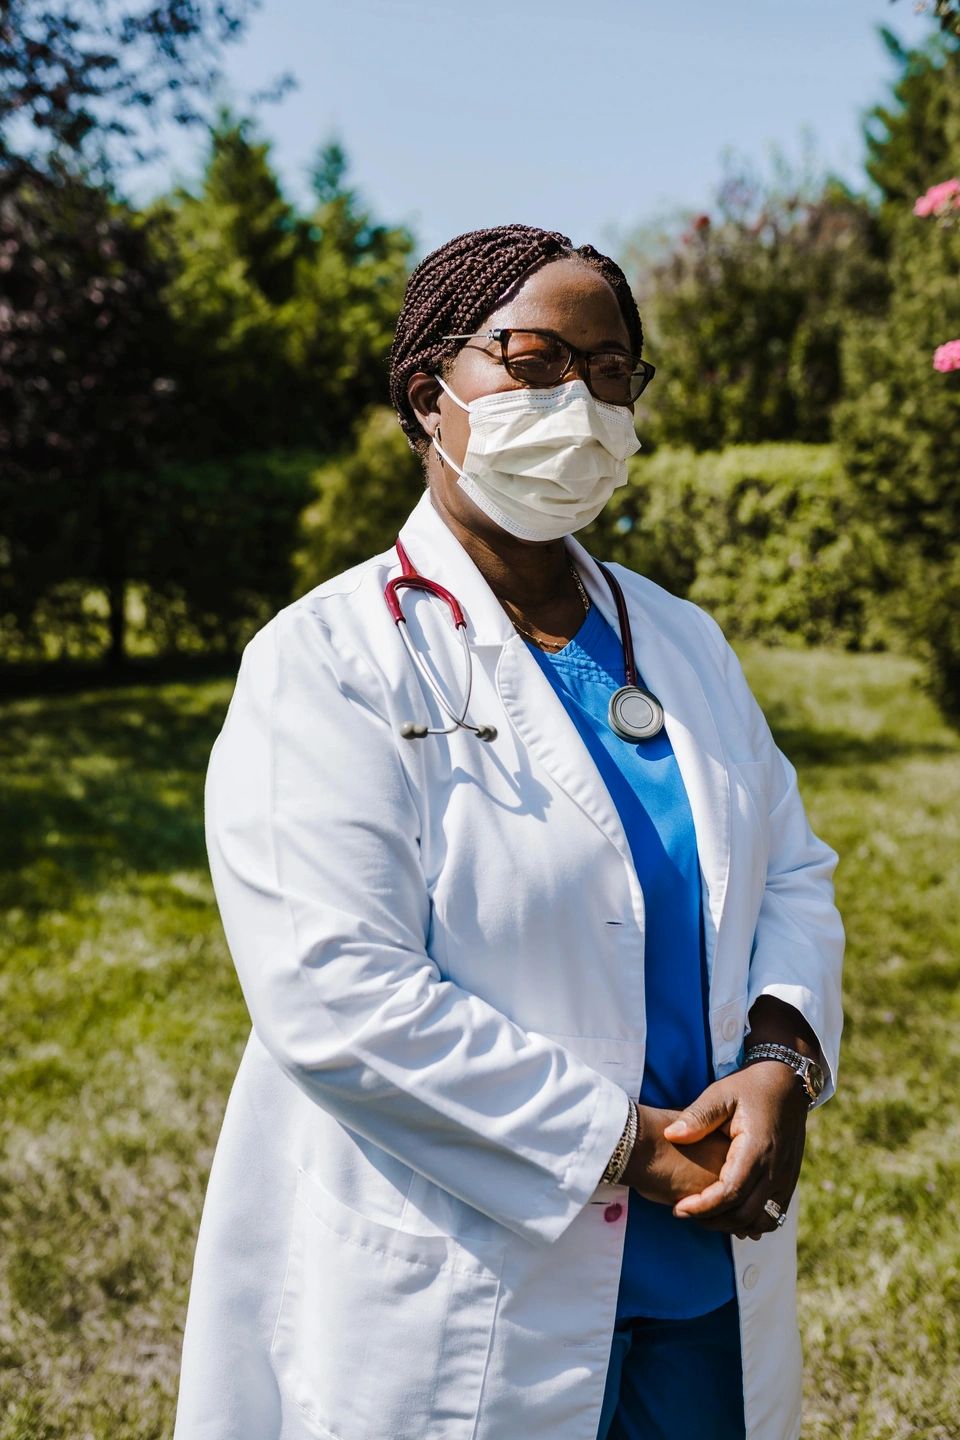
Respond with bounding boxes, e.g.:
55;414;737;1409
174;489;843;1440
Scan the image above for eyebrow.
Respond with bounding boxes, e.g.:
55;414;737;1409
511;327;633;352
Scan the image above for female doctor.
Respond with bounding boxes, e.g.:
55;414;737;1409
174;224;844;1440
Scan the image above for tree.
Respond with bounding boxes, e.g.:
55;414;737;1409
625;159;889;451
0;0;263;180
294;407;423;591
283;140;414;445
0;2;283;666
149;124;413;459
835;24;960;717
864;25;960;224
144;112;304;459
0;169;176;664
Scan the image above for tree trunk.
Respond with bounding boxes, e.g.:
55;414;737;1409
107;576;126;669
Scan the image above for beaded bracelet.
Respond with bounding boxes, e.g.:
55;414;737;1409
601;1099;638;1185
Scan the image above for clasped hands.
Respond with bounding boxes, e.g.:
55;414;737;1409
621;1061;809;1241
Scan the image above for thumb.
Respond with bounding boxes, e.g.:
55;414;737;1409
662;1089;734;1143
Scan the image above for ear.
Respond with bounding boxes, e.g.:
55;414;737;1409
407;372;443;442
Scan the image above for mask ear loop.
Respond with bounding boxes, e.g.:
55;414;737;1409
435;373;471;411
433;430;467;479
432;374;472;479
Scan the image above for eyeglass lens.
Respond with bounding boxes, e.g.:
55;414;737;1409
501;331;650;404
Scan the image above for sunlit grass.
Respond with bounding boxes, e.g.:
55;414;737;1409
1;647;958;1438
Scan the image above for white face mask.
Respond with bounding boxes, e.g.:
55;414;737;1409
432;377;641;543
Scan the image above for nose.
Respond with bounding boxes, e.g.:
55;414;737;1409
560;354;593;388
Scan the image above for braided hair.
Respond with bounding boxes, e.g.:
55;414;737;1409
389;223;644;452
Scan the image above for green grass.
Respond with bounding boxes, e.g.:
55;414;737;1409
2;647;958;1439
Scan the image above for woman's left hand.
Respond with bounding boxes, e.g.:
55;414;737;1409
661;1063;808;1240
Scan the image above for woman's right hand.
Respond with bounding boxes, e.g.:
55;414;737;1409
621;1104;731;1207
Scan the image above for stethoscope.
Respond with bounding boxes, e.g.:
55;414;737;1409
385;540;665;745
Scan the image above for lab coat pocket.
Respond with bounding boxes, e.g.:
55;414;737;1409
272;1168;504;1440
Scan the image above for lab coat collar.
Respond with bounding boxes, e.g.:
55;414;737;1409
396;493;731;938
396;491;516;647
568;535;731;937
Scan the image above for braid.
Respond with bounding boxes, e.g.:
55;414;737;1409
389;224;644;451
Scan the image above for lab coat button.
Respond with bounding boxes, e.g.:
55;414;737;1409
721;1015;740;1042
604;1203;624;1223
742;1264;760;1290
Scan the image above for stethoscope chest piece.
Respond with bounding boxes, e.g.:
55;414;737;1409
608;685;665;742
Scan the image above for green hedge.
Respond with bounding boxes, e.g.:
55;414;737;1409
587;443;893;651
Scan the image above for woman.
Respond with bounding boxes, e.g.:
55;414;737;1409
174;225;843;1440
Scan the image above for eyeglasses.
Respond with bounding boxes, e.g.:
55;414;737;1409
440;327;655;406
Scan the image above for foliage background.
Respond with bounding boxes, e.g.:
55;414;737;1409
2;4;960;1437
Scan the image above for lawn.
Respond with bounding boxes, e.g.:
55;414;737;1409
2;645;958;1439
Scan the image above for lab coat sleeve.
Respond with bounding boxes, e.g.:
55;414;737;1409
696;609;845;1103
204;604;630;1247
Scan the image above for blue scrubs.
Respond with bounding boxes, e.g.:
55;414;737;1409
525;604;745;1439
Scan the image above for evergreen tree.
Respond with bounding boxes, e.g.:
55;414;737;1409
150;122;413;458
865;26;960;222
146;113;303;458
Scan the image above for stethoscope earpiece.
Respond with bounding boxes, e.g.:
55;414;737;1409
400;721;430;740
475;725;498;742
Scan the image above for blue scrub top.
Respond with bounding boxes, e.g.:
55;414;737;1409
525;602;736;1320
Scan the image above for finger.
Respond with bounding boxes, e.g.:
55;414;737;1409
674;1163;770;1225
673;1178;727;1217
662;1086;736;1144
672;1133;764;1217
687;1178;786;1235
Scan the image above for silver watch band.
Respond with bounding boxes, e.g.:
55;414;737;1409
743;1042;821;1106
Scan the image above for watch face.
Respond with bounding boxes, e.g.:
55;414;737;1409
805;1060;825;1098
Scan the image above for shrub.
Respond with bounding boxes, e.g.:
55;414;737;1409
294;406;423;592
587;444;892;651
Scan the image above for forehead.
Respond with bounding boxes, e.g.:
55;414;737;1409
484;258;631;349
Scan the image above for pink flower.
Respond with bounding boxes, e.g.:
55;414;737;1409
914;178;960;217
932;339;960;373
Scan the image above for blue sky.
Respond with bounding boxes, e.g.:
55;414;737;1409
127;0;935;257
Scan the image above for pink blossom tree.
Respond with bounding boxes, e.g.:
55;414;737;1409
914;179;960;371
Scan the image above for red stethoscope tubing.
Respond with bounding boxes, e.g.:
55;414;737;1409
384;538;467;629
385;541;662;743
386;540;494;740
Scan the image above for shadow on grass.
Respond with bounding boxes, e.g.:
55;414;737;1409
3;654;956;921
2;680;233;915
762;720;956;768
0;651;240;701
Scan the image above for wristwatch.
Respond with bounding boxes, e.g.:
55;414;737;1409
743;1042;825;1107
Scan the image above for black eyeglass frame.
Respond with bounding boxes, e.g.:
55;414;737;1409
440;327;656;405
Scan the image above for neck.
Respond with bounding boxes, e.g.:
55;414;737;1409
428;490;572;611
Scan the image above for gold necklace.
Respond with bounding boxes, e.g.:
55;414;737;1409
508;560;591;652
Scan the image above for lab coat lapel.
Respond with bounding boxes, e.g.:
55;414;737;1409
396;495;731;916
496;636;638;875
567;540;732;940
397;492;515;647
397;495;638;872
